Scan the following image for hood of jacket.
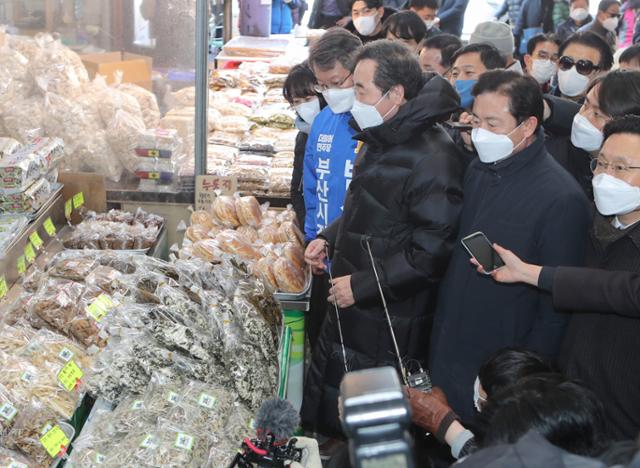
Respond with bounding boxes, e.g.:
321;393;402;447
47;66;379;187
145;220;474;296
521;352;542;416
353;72;460;147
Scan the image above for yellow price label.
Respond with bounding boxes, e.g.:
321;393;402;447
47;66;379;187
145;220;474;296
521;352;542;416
0;276;7;299
16;256;26;275
39;424;70;458
64;199;72;219
24;243;36;264
72;192;84;209
57;360;83;392
95;294;115;310
29;231;43;250
148;149;160;157
86;302;107;322
148;172;161;180
43;218;56;237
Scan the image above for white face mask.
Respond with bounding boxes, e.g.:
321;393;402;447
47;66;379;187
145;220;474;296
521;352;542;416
351;90;397;130
471;123;525;163
295;97;321;125
593;173;640;215
570;7;589;22
322;87;355;114
602;16;619;32
557;66;591;97
570;112;603;152
530;59;557;84
424;18;438;29
473;377;486;413
354;14;378;36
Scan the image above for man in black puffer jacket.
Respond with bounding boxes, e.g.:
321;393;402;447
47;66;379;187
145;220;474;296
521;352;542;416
301;40;467;438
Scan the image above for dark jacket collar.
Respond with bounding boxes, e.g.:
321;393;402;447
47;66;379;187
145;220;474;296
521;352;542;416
592;210;640;251
352;73;460;148
473;128;546;177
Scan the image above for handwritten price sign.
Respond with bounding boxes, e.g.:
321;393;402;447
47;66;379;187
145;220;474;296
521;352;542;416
195;175;238;211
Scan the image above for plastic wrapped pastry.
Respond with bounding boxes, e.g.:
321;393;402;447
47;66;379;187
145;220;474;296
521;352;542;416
235;196;262;228
211;195;240;228
273;258;306;293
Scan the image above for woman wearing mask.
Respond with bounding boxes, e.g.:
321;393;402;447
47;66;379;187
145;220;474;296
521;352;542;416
546;69;640;197
345;0;396;44
283;62;325;229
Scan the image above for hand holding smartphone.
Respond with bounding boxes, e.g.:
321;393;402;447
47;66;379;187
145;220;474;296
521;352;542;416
461;232;505;274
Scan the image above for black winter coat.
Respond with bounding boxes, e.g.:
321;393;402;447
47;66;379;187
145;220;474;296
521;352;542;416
545;135;593;199
429;131;592;422
300;74;466;437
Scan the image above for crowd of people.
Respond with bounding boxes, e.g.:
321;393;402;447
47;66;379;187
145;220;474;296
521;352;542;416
279;1;640;466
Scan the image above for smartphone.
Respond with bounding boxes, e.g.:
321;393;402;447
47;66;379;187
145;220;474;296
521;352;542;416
444;120;473;131
461;232;505;274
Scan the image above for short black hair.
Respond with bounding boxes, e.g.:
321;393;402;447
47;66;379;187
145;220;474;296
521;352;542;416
423;32;462;52
451;43;507;70
598;0;620;11
569;0;588;4
350;0;383;9
472;70;544;129
384;11;427;44
283;62;318;104
309;27;363;72
619;44;640;65
478;348;552;398
526;33;561;56
408;0;440;9
595;70;640;117
354;39;424;99
603;115;640;142
559;31;614;71
477;374;609;457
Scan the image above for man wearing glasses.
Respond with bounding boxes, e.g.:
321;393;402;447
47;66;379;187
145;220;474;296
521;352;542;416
578;0;621;49
556;31;613;101
474;115;640;440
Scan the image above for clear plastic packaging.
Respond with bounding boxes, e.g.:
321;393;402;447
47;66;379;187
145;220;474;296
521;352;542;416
273;257;306;293
211;195;240;228
216;230;260;261
235;196;262;228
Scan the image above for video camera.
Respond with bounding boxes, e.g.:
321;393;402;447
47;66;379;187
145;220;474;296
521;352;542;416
340;366;415;468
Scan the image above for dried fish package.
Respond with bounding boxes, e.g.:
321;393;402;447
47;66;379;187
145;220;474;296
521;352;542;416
0;446;36;468
145;421;209;468
0;383;25;441
106;395;155;436
101;428;159;468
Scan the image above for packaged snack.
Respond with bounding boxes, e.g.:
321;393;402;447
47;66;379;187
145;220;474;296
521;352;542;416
235;196;262;228
211;195;240;228
216;230;260;261
273;258;306;293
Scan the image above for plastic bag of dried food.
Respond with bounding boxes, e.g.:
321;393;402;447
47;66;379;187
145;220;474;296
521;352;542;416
235;195;262;228
216;230;261;261
0;323;37;355
144;307;212;362
1;294;37;328
47;255;99;281
19;328;93;373
211;194;240;228
0;45;31;109
116;82;161;129
106;394;155;436
29;278;85;336
268;167;293;195
0;445;36;468
65;408;117;468
144;377;185;421
106;109;146;174
224;402;254;442
208;131;242;148
146;420;210;468
85;265;124;294
3;399;70;467
0;96;45;142
0;383;25;441
213;115;251;134
30;34;88;98
273;257;306;293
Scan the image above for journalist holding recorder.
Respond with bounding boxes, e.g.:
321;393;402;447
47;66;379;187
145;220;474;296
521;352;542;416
301;39;467;438
472;115;640;441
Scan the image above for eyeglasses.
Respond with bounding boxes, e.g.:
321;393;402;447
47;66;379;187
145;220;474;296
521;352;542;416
558;56;600;76
590;158;640;174
313;73;352;93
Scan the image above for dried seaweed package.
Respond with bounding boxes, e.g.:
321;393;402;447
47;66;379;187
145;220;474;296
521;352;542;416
0;446;37;468
145;307;212;362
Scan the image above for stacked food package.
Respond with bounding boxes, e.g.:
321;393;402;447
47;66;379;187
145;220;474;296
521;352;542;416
182;194;309;294
0;33;192;186
0;208;283;466
176;62;298;198
0;137;63;215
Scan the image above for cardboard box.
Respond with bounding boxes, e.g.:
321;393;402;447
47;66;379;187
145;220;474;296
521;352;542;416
81;52;153;90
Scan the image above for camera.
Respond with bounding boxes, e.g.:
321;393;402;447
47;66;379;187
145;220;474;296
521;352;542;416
340;367;414;468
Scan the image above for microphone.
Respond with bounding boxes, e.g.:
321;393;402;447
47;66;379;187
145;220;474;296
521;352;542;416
255;398;300;443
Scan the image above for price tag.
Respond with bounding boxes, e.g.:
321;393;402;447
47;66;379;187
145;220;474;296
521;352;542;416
8;460;27;468
64;199;72;219
148;149;160;157
148;172;161;180
167;392;180;404
43;217;56;237
0;276;8;299
85;294;114;322
130;400;144;411
16;256;26;276
39;424;69;458
139;434;156;448
95;453;106;464
95;294;115;310
198;393;216;409
57;360;83;392
58;347;74;362
21;371;35;384
29;231;43;250
24;243;36;264
174;432;194;451
72;192;84;209
0;402;17;422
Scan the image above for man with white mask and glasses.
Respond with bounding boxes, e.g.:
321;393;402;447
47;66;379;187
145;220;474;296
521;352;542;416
429;70;591;422
546;70;640;197
301;40;466;439
578;0;621;49
522;33;560;91
556;0;592;42
555;31;613;101
474;116;640;440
